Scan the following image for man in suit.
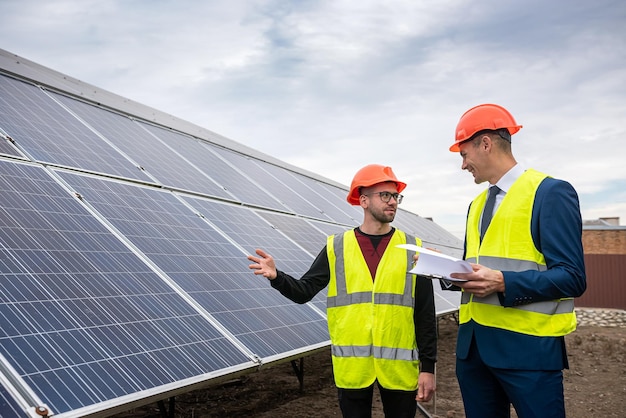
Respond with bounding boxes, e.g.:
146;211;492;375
445;104;586;418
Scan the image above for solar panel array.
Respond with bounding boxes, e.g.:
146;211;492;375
0;50;462;418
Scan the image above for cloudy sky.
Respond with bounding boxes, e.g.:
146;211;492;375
1;0;624;238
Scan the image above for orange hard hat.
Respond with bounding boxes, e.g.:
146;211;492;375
346;164;407;205
450;103;523;152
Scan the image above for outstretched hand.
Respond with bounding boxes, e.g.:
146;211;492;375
247;248;278;280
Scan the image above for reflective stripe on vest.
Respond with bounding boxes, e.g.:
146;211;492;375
461;169;577;337
461;292;575;315
331;345;418;362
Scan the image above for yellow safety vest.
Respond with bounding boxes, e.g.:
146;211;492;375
461;169;576;336
326;229;420;390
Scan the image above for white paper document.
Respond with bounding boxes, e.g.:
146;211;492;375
396;244;472;282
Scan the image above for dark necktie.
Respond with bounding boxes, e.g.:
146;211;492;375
480;185;500;242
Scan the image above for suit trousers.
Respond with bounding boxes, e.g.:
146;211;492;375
456;335;565;418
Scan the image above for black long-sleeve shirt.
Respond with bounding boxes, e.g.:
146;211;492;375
270;228;437;373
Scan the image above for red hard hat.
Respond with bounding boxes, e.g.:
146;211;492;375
346;164;407;205
450;104;523;152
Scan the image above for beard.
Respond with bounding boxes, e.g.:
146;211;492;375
369;206;396;224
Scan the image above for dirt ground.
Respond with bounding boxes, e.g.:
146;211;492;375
116;314;626;418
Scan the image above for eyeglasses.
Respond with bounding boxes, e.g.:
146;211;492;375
363;191;403;204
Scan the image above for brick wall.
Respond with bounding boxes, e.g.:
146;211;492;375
582;230;626;254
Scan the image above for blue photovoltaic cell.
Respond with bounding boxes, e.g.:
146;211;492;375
253;211;350;312
313;180;364;223
0;383;29;418
0;160;251;416
287;173;360;225
255;211;346;259
139;123;291;211
248;160;334;220
185;197;318;275
312;220;354;238
183;196;330;316
0;74;151;182
392;209;463;256
57;171;330;360
211;147;334;221
0;136;21;157
51;92;234;200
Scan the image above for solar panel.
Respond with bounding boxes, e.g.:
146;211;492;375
0;160;254;416
0;74;151;182
211;147;335;222
56;170;329;360
267;169;360;225
0;382;29;418
392;210;464;257
0;133;22;158
0;49;463;417
139;123;291;211
50;92;234;200
256;211;345;257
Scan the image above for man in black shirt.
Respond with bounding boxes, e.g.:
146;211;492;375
248;164;437;418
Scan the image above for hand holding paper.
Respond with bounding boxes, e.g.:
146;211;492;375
396;244;472;282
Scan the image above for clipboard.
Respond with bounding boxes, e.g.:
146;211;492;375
396;243;472;282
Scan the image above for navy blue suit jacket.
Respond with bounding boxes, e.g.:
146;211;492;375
454;177;586;371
